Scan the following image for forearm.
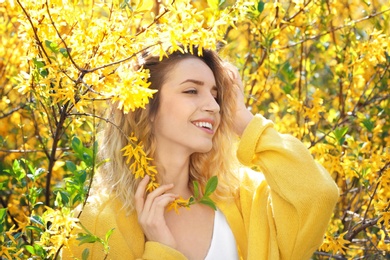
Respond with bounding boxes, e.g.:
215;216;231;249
237;114;339;258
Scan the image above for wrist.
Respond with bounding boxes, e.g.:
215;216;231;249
234;108;253;137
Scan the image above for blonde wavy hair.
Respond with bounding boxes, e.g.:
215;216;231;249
98;47;240;214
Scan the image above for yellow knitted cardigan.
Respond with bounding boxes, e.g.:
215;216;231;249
63;115;339;260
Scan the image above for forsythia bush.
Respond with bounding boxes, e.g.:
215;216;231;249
0;0;389;259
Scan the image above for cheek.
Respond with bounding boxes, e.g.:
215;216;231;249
153;103;177;129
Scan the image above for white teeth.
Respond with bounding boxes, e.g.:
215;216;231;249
194;122;213;130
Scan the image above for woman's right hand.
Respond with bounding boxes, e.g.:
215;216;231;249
134;175;178;249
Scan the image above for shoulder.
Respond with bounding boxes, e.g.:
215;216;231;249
80;192;111;218
78;192;123;237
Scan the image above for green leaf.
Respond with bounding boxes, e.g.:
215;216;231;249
282;85;294;95
362;118;375;132
119;0;131;10
204;176;218;197
25;245;35;254
33;58;49;77
45;40;59;54
385;51;390;62
199;198;217;211
59;48;69;58
257;0;265;13
77;233;99;245
193;181;200;199
0;208;7;224
188;196;195;205
277;62;296;89
78;170;87;184
33;244;45;257
82;248;90;260
55;190;70;206
66;161;77;173
333;127;348;145
34;168;46;179
12;160;26;181
26;225;43;234
72;137;83;155
30;215;44;226
32;201;44;210
0;208;6;232
105;228;115;242
218;0;226;7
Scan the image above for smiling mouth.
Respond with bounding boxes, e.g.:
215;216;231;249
193;121;213;131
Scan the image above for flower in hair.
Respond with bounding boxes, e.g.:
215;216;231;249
121;134;159;192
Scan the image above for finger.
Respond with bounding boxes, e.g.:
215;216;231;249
140;194;177;248
134;175;150;213
143;183;175;213
224;62;243;90
145;194;177;226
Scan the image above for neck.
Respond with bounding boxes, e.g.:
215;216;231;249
154;150;192;198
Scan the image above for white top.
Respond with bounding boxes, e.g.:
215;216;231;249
204;209;239;260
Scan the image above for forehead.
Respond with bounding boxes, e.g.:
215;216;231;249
165;57;217;86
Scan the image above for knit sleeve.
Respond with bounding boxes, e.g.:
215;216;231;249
141;242;187;260
62;195;188;260
237;114;339;259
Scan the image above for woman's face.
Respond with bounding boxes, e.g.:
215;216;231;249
152;57;221;155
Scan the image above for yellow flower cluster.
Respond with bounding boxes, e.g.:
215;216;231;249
320;232;350;255
35;207;80;258
166;197;192;214
121;134;159;192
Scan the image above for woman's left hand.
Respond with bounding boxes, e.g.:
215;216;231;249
224;62;254;137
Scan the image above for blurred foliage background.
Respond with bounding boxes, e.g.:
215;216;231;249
0;0;389;258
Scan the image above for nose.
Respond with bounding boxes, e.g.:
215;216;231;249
202;93;220;114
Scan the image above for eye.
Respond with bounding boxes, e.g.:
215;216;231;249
184;89;197;94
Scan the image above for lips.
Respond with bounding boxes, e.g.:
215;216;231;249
191;118;216;133
193;121;213;130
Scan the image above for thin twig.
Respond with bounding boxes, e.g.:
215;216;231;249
362;162;390;221
274;8;390;50
16;0;52;65
44;0;83;72
83;43;160;73
0;105;27;119
284;0;313;23
313;251;347;259
45;103;69;206
68;112;127;139
0;148;70;153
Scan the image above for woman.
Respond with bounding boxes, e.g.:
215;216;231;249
64;47;339;259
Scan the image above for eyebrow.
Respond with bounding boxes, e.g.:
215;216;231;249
180;79;204;85
180;79;218;91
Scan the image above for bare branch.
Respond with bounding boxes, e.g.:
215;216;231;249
83;43;160;73
0;105;27;119
44;0;83;72
345;162;390;241
68;112;127;139
345;217;380;241
274;8;390;50
0;148;70;153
